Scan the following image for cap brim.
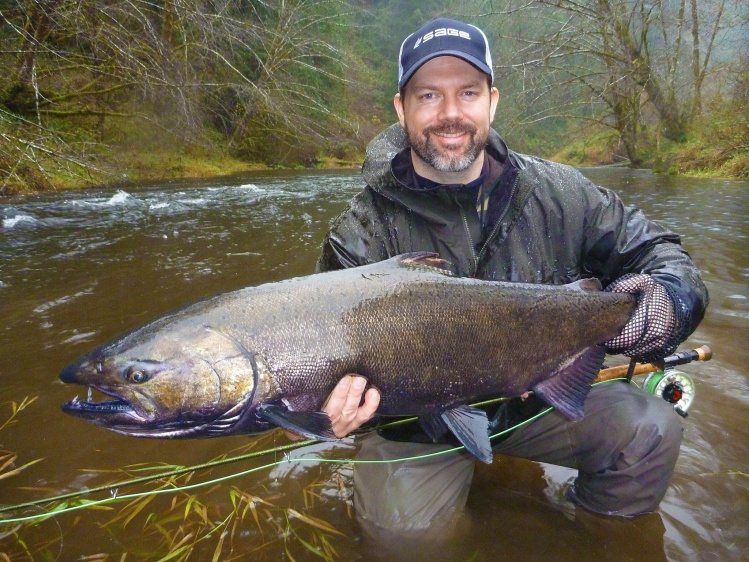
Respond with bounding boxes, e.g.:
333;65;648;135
399;51;493;90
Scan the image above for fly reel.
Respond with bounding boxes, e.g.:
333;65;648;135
642;369;695;417
596;346;709;418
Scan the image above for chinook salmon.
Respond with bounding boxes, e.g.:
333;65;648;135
60;253;636;463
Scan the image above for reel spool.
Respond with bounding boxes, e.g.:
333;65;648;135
643;369;695;417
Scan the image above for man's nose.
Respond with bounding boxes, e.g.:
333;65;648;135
437;94;462;121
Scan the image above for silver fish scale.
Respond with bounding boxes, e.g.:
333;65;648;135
225;257;636;415
60;254;637;438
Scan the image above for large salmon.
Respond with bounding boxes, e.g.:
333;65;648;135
60;253;636;462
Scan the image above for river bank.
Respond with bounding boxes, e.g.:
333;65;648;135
0;138;363;196
551;121;749;179
1;125;745;196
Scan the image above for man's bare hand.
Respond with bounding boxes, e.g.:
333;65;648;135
323;375;380;438
285;375;380;441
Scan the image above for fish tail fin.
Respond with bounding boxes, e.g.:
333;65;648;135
532;345;606;419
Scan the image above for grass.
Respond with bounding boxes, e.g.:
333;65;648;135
0;399;355;561
551;130;623;167
554;131;749;179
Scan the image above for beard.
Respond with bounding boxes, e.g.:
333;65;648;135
406;120;488;173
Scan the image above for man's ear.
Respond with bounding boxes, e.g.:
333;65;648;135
393;92;406;128
489;86;499;123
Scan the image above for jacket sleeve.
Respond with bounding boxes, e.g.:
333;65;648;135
316;187;393;273
580;182;709;335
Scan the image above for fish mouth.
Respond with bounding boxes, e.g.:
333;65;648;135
60;388;187;436
62;394;134;415
60;384;244;438
61;386;140;421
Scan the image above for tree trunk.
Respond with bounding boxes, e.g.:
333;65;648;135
15;0;62;87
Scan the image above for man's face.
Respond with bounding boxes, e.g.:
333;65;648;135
394;56;498;182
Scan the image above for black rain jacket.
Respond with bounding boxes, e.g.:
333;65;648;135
317;123;708;335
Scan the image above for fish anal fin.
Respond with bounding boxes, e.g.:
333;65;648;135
441;405;493;464
397;252;457;276
418;412;450;442
532;345;606;420
257;402;337;441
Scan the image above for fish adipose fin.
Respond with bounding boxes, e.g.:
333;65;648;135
256;403;337;441
397;252;457;276
532;345;606;420
441;405;493;464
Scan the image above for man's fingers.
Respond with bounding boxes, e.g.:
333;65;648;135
321;375;355;413
339;375;367;418
283;375;380;441
319;374;380;438
322;375;367;414
355;387;380;424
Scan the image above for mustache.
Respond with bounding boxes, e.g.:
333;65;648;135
423;121;478;137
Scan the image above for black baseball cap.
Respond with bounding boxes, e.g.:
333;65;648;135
397;18;494;90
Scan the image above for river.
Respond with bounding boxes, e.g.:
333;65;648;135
1;168;747;561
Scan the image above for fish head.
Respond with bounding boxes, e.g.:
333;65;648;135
60;322;258;438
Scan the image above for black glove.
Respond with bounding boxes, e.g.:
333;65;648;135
604;274;688;362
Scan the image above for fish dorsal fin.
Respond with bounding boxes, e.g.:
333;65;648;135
396;252;457;276
441;405;493;464
256;402;337;441
532;345;606;419
565;278;602;292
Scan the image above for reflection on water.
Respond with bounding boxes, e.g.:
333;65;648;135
1;168;747;561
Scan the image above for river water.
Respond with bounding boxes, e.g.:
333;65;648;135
0;168;747;561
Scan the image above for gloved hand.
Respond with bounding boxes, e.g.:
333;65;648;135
604;274;685;362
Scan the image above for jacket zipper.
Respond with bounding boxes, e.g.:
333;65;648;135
474;174;521;275
453;192;478;274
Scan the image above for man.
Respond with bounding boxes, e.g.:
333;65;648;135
309;18;708;529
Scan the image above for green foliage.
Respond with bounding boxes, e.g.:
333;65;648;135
652;97;749;177
1;0;746;191
551;130;621;166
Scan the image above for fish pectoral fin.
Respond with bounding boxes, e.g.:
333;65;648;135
532;345;606;420
256;403;337;441
397;252;457;276
441;405;493;464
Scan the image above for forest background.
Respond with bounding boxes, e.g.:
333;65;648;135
1;0;747;195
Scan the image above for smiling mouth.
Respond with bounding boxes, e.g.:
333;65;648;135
434;132;467;141
435;129;465;135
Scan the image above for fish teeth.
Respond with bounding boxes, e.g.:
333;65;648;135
87;387;93;402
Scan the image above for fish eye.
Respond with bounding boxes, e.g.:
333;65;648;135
126;367;148;383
